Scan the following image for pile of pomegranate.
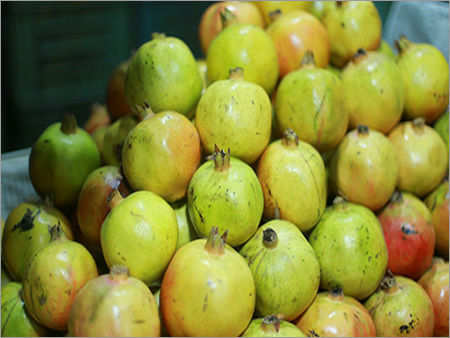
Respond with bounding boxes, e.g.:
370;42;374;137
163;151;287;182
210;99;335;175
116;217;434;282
2;1;449;337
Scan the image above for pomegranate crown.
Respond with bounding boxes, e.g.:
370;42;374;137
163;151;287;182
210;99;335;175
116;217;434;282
207;145;231;172
205;226;228;255
262;314;284;333
60;113;78;134
130;101;154;121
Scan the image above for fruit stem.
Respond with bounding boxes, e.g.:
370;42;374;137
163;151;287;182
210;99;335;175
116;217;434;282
268;9;282;22
50;224;67;242
109;265;130;282
282;129;299;147
263;228;278;249
212;146;231;172
108;189;124;210
352;49;367;63
390;190;403;203
328;287;344;300
220;7;236;29
152;32;166;40
357;124;369;135
60;113;78;134
261;315;282;333
205;226;227;256
228;67;244;80
300;50;316;69
380;270;398;293
394;35;411;53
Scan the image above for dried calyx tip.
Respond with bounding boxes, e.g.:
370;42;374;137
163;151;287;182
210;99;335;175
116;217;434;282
212;145;231;172
262;314;282;333
108;189;124;210
390;190;403;203
132;102;154;121
205;226;227;255
412;117;425;128
152;32;166;40
300;50;316;68
269;9;282;22
333;195;348;205
220;7;236;28
50;224;66;242
60;113;78;134
282;128;299;147
263;228;278;248
394;35;411;53
329;287;344;297
352;48;367;63
380;270;397;291
228;67;244;80
109;265;130;282
357;124;369;135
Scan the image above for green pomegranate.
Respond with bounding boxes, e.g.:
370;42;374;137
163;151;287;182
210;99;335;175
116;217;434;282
101;115;138;166
395;36;449;123
322;1;381;67
101;190;178;286
388;118;448;197
160;227;255;337
257;129;327;232
275;51;348;153
125;33;202;116
242;315;306;337
329;125;399;211
153;288;169;337
309;198;388;300
187;148;263;247
365;272;434;337
207;24;278;94
2;201;73;281
91;125;108;157
240;220;320;320
434;109;449;160
68;265;160;337
310;1;334;21
1;282;49;337
173;203;198;250
341;50;404;133
29;114;101;209
378;39;398;61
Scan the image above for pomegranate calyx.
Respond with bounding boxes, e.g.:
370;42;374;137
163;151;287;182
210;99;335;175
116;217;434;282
394;35;411;54
50;223;68;242
262;314;282;333
228;67;244;80
329;287;344;299
380;270;398;293
357;124;370;135
390;190;404;203
108;189;124;210
212;146;231;172
205;226;226;255
60;113;78;134
109;265;130;282
220;7;236;29
300;50;316;69
282;128;299;147
263;228;278;248
268;9;282;23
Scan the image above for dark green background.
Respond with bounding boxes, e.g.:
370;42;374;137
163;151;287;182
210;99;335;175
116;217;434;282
1;1;391;153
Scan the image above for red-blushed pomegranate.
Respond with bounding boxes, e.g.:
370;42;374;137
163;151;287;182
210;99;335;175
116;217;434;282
22;225;98;331
266;10;330;77
68;265;160;337
256;1;312;25
106;60;134;119
77;166;130;251
365;272;434;337
199;1;264;55
84;103;111;135
425;180;449;259
378;191;435;279
418;259;449;337
160;227;255;337
295;288;376;337
242;315;306;337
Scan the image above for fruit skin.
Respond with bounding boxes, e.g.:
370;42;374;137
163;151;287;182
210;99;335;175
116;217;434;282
22;226;98;331
378;39;398;61
188;150;263;247
388;119;448;197
329;126;398;211
199;1;264;55
424;181;449;259
267;10;330;77
322;1;381;68
365;274;434;337
173;203;198;250
84;103;111;135
68;266;160;337
29;115;101;209
242;315;306;337
102;115;138;166
77;166;130;252
309;200;388;300
2;202;73;281
122;110;201;202
101;191;178;286
257;130;327;232
295;289;376;337
310;1;334;21
256;1;312;25
91;125;108;158
125;34;203;116
1;282;49;337
275;57;348;153
239;220;320;320
207;24;278;94
434;109;449;160
195;68;272;164
418;259;449;337
160;228;255;337
341;51;404;133
396;36;449;123
106;60;134;119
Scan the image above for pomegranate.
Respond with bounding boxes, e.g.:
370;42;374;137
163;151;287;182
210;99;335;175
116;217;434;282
160;227;255;337
388;118;448;197
266;10;329;78
1;282;49;337
195;67;272;164
310;1;334;21
22;225;98;331
424;181;449;259
77;166;130;252
256;1;312;25
101;190;178;286
91;125;108;157
329;125;398;211
122;106;201;202
257;129;327;232
207;24;278;94
434;109;449;160
341;50;404;133
106;60;134;119
295;288;376;337
68;265;160;337
322;1;381;67
29;114;101;209
418;259;449;337
395;35;449;123
125;33;203;116
2;201;73;281
275;51;348;153
153;288;169;337
309;197;388;300
378;39;398;61
199;1;264;55
365;272;434;337
1;269;11;287
239;220;320;320
187;147;263;247
242;315;306;337
84;103;110;135
173;202;197;250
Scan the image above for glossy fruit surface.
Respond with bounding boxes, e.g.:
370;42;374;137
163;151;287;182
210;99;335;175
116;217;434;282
256;1;312;25
434;109;449;158
173;203;198;250
242;315;306;337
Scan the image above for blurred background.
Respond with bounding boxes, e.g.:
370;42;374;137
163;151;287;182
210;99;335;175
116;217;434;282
0;1;444;153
